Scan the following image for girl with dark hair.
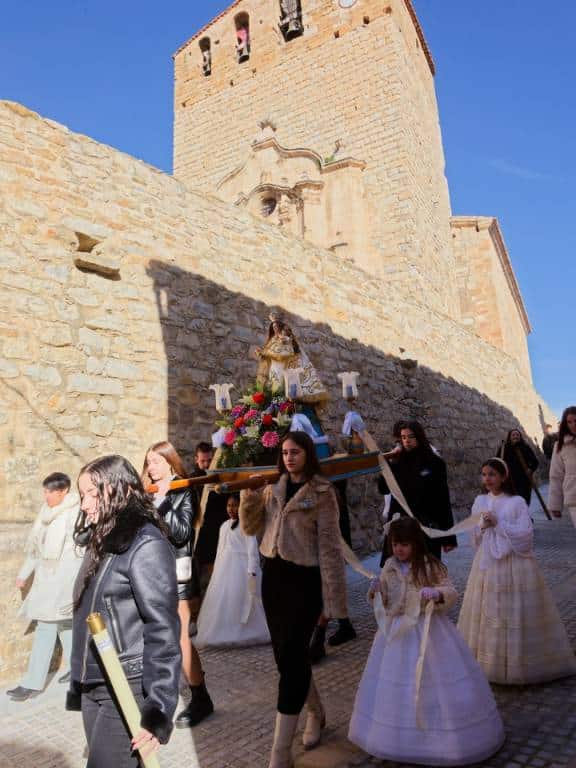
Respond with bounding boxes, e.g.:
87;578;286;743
240;431;346;768
377;421;457;564
66;455;181;767
549;406;576;526
196;493;269;648
496;428;539;505
458;459;576;684
142;441;214;728
349;517;504;765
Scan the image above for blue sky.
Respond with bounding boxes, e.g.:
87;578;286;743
0;1;572;416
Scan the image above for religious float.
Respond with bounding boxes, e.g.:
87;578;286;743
152;313;381;496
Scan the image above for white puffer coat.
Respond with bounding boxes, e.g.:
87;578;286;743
549;436;576;512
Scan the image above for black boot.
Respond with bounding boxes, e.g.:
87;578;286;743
309;625;326;665
327;618;357;647
175;681;214;728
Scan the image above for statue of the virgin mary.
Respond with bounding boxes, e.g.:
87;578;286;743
255;314;328;406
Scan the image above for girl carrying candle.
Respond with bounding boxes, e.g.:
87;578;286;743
458;458;576;684
349;517;504;766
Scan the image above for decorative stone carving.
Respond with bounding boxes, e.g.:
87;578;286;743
217;123;366;256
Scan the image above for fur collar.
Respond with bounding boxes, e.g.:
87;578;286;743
102;502;153;554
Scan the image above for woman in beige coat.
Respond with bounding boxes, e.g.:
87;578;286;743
240;431;347;768
550;406;576;526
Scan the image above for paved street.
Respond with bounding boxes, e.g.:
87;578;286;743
2;492;575;768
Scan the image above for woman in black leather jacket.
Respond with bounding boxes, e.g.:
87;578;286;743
142;441;214;728
67;455;181;767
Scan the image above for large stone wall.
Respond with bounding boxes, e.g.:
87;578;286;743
173;0;458;317
0;100;554;681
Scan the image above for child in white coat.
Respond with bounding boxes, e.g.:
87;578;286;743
196;494;270;648
349;517;504;766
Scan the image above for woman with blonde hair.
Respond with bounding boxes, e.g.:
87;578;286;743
142;441;214;727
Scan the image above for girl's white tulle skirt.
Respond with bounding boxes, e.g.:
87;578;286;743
349;614;504;766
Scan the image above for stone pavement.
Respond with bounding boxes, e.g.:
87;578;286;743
1;493;575;768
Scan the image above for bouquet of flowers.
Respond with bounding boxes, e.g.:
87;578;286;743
215;382;294;467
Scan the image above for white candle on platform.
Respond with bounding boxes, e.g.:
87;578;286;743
209;383;234;413
337;371;360;400
284;369;304;400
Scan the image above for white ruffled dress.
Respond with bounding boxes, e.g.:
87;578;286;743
195;519;270;648
349;558;504;765
458;493;576;684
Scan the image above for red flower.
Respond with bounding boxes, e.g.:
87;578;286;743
234;417;245;429
252;392;265;405
262;414;274;426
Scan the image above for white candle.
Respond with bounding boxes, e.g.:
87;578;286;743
284;369;304;400
209;383;234;412
337;371;360;400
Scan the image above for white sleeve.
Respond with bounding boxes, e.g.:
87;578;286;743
484;496;533;560
245;533;260;575
470;496;484;549
548;447;565;511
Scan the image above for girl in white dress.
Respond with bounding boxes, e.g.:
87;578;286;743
196;495;270;648
349;517;504;766
458;458;576;684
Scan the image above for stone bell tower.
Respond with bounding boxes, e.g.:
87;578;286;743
173;0;458;317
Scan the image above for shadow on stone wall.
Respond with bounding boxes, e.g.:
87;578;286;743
146;259;543;552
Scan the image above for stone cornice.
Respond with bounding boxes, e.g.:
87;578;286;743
451;216;532;335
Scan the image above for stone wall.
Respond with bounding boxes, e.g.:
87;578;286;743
173;0;458;317
0;100;554;681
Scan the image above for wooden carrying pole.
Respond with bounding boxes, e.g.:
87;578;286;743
86;613;161;768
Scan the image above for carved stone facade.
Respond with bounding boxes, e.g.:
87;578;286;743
217;120;366;256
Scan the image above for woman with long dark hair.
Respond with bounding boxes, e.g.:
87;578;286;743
66;455;181;767
549;406;576;526
142;441;214;727
240;431;346;768
377;421;456;565
497;428;539;505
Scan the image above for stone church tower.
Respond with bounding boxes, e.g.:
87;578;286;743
173;0;457;317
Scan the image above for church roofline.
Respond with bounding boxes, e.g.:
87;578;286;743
172;0;435;75
451;215;532;335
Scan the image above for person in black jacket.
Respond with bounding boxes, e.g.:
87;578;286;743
142;441;214;728
542;424;558;461
67;455;181;767
191;442;229;597
377;421;457;566
497;429;539;505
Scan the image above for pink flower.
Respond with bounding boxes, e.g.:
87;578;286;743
261;431;280;449
230;405;246;418
244;408;259;422
224;429;237;446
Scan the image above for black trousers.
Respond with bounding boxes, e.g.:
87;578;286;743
82;680;145;768
262;556;323;715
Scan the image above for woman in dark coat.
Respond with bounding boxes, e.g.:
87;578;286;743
68;455;181;767
378;421;457;565
497;429;539;506
143;441;213;728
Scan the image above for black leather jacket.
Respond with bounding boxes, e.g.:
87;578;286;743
67;515;181;744
156;485;196;558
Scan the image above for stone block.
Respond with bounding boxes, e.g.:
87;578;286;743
67;373;123;396
78;326;110;354
24;364;61;386
90;414;115;437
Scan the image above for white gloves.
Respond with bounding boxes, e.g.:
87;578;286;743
420;587;441;602
248;573;257;596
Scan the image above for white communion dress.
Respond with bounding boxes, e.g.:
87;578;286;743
349;558;504;766
458;492;576;684
195;518;270;648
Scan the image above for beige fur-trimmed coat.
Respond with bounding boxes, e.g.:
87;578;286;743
240;473;347;618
